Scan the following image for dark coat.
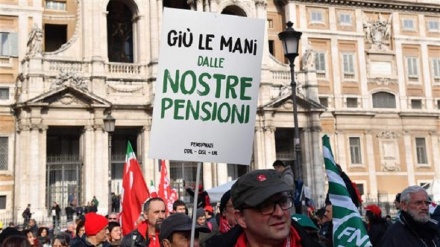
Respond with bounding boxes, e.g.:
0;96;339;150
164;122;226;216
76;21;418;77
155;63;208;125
204;219;321;247
380;211;440;247
120;222;152;247
367;219;390;247
71;235;111;247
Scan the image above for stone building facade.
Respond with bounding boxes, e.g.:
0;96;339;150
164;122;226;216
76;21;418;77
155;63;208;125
0;0;438;221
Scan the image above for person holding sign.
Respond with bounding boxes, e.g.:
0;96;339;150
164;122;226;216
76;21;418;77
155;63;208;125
221;169;320;247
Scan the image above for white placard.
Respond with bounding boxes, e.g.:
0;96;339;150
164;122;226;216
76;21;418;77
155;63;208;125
148;8;265;165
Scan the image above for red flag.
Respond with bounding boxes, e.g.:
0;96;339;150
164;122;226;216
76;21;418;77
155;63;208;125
120;142;149;235
158;160;175;214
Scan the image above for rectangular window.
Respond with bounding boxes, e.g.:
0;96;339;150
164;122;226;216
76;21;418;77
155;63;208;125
0;137;8;170
0;88;9;100
349;137;362;164
415;138;428;164
432;58;440;79
428;20;439;32
319;97;328;107
311;11;323;23
403;19;415;30
438;100;440;110
315;52;326;72
347;98;358;108
0;195;5;209
407;57;419;79
411;99;422;109
45;1;67;10
339;14;351;25
268;19;273;29
355;184;364;196
0;32;18;57
343;53;355;78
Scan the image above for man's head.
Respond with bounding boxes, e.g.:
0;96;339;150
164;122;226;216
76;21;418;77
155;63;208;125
272;160;287;174
84;213;108;244
231;169;293;245
219;190;236;226
159;213;210;247
108;213;119;222
143;198;166;231
400;185;430;223
323;204;332;223
28;219;36;227
195;208;206;226
172;200;187;214
394;193;401;210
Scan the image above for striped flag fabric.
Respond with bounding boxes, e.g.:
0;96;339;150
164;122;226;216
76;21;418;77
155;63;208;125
120;141;149;235
158;159;175;214
322;134;372;247
150;180;158;198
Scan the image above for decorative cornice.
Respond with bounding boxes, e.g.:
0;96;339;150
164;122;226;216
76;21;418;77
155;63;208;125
294;0;440;13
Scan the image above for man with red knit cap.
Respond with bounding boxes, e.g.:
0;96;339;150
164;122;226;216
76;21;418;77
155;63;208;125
71;212;109;247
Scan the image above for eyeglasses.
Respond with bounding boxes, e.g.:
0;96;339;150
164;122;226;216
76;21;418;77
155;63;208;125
109;218;118;220
245;196;293;215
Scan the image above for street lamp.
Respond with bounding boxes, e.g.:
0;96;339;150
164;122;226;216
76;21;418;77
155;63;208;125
103;112;116;214
278;21;303;180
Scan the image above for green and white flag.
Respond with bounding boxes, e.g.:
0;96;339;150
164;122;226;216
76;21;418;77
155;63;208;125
322;134;372;247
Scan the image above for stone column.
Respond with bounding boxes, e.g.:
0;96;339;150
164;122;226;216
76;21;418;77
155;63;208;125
142;123;156;184
196;0;203;11
38;126;48;211
263;126;277;169
150;0;159;61
203;162;213;189
15;123;30;220
216;163;229;185
285;1;297;25
82;125;95;205
253;126;266;170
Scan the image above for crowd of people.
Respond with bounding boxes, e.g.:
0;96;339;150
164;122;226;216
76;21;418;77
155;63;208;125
1;165;440;247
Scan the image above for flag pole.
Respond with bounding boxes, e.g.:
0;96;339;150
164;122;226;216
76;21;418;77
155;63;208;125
190;162;201;247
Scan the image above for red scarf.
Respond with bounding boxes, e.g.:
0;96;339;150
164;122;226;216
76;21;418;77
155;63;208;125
219;216;232;234
234;226;302;247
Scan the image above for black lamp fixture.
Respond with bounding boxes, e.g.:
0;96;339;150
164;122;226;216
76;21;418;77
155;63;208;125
103;113;116;134
278;21;302;62
278;21;303;181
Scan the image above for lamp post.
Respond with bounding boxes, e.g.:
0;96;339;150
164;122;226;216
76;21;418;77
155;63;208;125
278;21;303;180
103;112;116;214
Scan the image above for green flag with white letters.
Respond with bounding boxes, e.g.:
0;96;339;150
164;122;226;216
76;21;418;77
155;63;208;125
322;134;372;247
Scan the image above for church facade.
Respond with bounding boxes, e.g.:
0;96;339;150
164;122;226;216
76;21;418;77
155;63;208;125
0;0;438;221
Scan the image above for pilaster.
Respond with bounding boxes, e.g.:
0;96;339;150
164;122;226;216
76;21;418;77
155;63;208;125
403;131;415;185
365;131;378;197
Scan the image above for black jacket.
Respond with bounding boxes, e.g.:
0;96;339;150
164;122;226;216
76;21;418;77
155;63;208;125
204;219;321;247
71;235;111;247
120;229;150;247
380;211;440;247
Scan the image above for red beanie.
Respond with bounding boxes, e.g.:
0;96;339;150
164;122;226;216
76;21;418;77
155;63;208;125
84;212;108;236
365;204;382;217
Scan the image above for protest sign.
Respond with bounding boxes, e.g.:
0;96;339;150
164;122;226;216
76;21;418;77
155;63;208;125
149;8;265;165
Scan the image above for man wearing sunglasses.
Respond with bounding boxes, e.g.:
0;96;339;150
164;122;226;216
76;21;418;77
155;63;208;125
218;169;320;247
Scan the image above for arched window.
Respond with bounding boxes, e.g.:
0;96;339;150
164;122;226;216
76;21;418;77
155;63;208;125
107;0;134;63
221;5;247;17
372;92;396;108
